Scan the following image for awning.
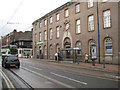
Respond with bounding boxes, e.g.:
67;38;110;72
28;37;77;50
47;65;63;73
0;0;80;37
37;42;44;45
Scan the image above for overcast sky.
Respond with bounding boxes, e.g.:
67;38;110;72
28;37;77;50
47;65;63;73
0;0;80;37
0;0;70;37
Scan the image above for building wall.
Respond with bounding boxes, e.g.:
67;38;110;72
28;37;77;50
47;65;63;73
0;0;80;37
118;2;120;65
33;2;119;64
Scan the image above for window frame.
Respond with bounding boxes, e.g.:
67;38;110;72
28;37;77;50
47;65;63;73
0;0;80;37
39;22;41;28
102;0;108;2
75;41;82;55
35;24;37;31
56;13;59;21
56;44;60;53
50;16;53;24
87;0;94;9
49;28;52;40
104;38;113;55
44;30;47;41
103;9;111;29
88;14;95;31
65;23;69;30
89;40;95;55
76;19;81;34
56;26;59;38
75;3;80;13
39;32;41;42
65;8;69;18
44;19;47;26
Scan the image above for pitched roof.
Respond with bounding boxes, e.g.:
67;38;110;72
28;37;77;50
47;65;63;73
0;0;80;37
15;31;32;41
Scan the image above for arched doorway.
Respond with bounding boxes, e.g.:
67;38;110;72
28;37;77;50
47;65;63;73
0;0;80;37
64;37;71;58
64;37;71;48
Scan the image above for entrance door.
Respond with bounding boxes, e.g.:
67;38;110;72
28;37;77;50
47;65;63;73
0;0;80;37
64;37;71;58
39;46;42;55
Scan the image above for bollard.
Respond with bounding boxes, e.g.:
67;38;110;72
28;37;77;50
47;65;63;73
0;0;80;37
103;60;105;68
92;60;95;66
77;59;79;64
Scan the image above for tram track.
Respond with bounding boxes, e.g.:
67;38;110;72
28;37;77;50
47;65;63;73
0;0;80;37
8;69;35;90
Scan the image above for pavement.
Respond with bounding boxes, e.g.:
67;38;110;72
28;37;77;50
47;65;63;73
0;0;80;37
27;58;119;76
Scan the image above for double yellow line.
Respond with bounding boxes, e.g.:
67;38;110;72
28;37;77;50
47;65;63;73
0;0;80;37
0;69;15;90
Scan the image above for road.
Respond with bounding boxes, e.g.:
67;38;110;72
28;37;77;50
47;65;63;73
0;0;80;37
0;57;119;89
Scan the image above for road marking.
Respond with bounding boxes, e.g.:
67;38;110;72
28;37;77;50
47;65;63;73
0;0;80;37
0;71;10;89
50;72;87;85
21;66;74;88
0;69;15;89
29;66;42;71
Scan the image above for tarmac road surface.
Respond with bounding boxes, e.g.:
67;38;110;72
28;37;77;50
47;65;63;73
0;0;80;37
0;58;119;89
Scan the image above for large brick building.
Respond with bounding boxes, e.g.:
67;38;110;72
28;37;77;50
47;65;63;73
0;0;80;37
2;29;22;46
32;1;120;64
1;29;33;58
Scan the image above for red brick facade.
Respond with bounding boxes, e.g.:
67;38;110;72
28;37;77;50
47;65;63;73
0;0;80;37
32;2;119;64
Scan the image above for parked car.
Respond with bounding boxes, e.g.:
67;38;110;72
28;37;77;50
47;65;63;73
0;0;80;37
2;55;20;68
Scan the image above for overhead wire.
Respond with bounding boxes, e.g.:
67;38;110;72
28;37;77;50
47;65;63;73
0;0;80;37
0;0;24;30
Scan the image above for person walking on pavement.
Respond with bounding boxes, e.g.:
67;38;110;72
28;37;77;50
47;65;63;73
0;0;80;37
55;53;58;61
85;53;88;63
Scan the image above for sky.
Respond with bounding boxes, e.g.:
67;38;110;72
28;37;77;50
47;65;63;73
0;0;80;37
0;0;70;37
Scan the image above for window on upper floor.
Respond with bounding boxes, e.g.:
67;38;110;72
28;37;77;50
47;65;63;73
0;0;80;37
40;22;41;28
50;28;52;40
103;0;108;2
103;9;111;28
75;4;80;13
44;19;47;26
88;15;94;31
56;26;59;38
76;19;81;34
56;13;59;21
88;0;93;8
39;32;41;41
44;31;47;40
65;9;69;17
65;23;69;30
35;24;37;30
50;16;53;24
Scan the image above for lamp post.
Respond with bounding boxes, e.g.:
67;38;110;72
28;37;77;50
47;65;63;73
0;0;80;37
47;17;49;59
97;0;100;64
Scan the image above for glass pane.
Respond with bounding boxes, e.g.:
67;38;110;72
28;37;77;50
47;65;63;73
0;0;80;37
105;38;112;55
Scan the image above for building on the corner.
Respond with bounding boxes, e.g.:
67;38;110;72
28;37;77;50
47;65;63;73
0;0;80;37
11;30;33;58
2;29;23;46
2;29;33;58
32;1;120;64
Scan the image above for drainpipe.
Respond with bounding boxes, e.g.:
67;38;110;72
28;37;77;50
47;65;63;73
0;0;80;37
97;0;100;64
47;17;49;59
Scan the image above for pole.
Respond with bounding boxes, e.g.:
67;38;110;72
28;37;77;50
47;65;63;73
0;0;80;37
47;17;49;59
97;1;100;64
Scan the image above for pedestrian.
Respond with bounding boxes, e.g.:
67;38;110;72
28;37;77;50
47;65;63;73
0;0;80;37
58;48;61;61
85;53;88;63
54;53;58;61
27;53;29;58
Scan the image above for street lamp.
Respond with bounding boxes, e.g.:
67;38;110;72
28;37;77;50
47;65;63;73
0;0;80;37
97;0;100;64
47;17;49;59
